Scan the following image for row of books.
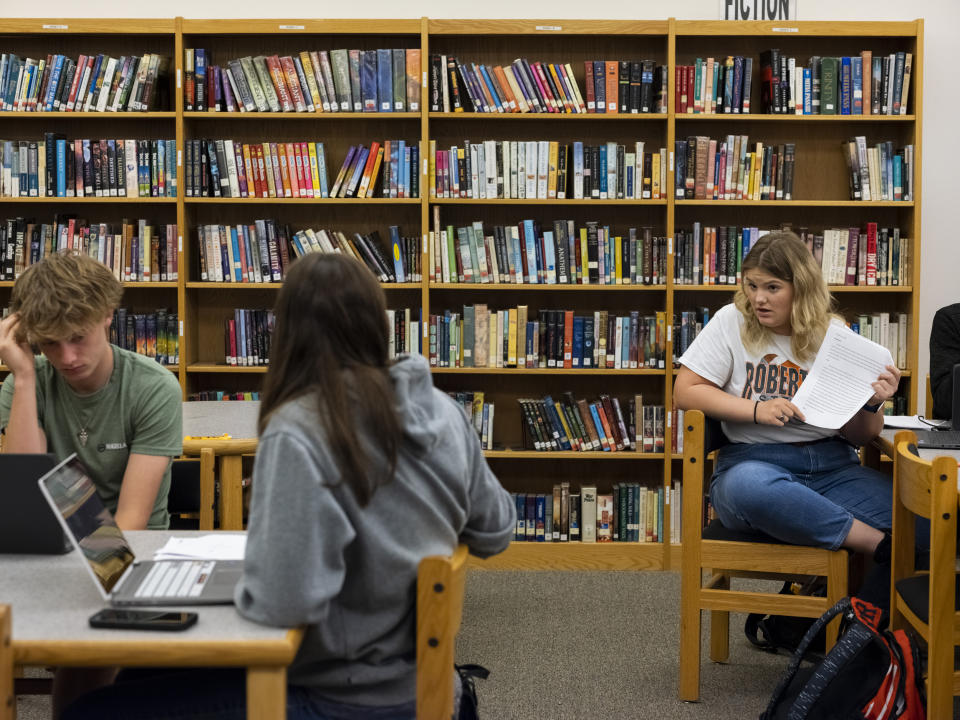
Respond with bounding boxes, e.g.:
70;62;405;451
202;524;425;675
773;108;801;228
841;138;914;202
676;135;795;201
807;224;909;287
676;56;753;114
674;224;760;286
430;139;667;200
519;394;666;453
759;49;912;115
673;307;712;358
0;138;177;199
428;306;666;371
185;48;421;113
109;308;178;366
430;56;667;115
0;52;170;113
429;217;668;287
224;308;275;367
852;312;909;369
187;391;261;401
186;138;418;199
387;308;423;361
1;216;178;282
291;226;421;283
446;391;495;451
512;481;680;544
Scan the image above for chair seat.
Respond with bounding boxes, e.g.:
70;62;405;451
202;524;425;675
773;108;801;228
894;574;960;625
702;519;788;545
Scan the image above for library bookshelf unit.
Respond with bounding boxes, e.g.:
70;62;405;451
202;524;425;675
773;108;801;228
0;18;923;572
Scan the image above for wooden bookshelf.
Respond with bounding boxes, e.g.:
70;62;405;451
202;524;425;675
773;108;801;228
0;18;924;572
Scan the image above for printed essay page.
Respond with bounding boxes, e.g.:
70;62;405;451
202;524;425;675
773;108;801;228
791;323;895;429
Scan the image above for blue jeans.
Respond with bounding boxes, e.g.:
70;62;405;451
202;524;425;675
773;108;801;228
61;668;417;720
710;438;892;551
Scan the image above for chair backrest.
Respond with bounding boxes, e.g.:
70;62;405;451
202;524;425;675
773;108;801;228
892;439;958;614
168;450;215;530
417;545;469;720
1;604;12;720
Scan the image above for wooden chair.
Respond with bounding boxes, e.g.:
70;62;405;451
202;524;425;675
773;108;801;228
679;410;849;702
1;605;13;720
168;451;216;530
417;545;468;720
925;374;934;419
890;435;959;718
182;438;258;530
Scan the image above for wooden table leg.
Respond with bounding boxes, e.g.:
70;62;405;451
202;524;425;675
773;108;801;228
219;455;244;531
246;666;286;720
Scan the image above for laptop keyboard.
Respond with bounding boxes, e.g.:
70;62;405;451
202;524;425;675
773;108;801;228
135;560;216;598
916;431;960;449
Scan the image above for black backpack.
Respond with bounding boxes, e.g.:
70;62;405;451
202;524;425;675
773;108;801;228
760;597;925;720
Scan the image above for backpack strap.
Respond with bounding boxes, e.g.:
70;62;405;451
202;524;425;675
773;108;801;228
759;597;853;720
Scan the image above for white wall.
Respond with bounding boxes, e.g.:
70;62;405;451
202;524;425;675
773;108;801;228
10;0;957;414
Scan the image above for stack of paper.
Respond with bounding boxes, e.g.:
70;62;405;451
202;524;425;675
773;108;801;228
154;534;247;561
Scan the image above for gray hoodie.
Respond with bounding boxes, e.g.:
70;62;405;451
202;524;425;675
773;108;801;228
235;354;515;705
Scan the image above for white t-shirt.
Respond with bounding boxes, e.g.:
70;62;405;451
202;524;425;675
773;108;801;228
679;303;837;444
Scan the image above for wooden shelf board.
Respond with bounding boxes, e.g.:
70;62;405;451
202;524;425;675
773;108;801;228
484;449;664;459
429;112;667;120
673;113;915;122
187;363;268;374
429;283;666;291
430;198;667;205
0;197;176;204
674;20;921;37
181;18;423;34
0;111;176;118
184;197;420;205
0;19;176;34
184;111;420;120
433;367;664;375
123;282;179;288
429;19;670;36
675;200;914;207
467;540;665;571
672;284;913;293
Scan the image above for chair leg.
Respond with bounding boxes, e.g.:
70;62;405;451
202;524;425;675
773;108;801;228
824;551;848;651
709;575;730;663
679;571;703;701
926;631;953;719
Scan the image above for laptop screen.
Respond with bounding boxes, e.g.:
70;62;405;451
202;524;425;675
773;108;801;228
38;455;134;595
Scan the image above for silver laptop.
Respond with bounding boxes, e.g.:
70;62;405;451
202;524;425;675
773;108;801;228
37;454;242;606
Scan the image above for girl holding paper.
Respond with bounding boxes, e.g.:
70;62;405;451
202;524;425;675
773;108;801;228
673;230;900;562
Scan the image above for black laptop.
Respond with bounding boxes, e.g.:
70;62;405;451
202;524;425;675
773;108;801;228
916;364;960;450
0;454;71;554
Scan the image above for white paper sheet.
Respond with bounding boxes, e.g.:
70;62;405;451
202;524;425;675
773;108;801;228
882;415;933;430
154;533;247;561
790;323;895;429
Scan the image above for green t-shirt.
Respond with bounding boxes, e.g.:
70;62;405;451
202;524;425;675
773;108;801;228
0;346;182;529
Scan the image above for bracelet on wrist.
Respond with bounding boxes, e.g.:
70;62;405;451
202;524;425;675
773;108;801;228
862;401;883;414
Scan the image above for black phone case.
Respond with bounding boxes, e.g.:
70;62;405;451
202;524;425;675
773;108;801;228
89;610;198;632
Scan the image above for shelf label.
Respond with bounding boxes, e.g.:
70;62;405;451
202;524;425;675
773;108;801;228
422;158;428;177
666;486;671;505
179;320;184;337
667;325;672;342
669;151;674;171
176;69;182;89
422;70;427;88
177;150;182;167
535;25;562;31
772;27;799;32
278;24;305;30
178;235;183;253
42;24;68;29
721;0;797;21
668;236;673;255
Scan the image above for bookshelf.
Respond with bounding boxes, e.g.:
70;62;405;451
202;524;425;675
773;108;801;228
0;18;923;572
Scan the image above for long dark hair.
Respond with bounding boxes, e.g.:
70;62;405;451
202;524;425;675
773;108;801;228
258;253;401;506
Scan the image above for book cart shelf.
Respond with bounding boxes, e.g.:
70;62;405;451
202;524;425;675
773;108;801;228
0;18;923;572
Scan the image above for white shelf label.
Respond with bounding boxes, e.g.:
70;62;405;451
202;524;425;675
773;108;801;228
772;27;799;33
278;24;305;30
422;70;427;88
535;25;562;31
176;69;182;89
669;151;674;170
177;150;182;167
422;158;427;176
179;320;184;337
667;325;672;342
666;486;671;505
178;235;183;253
668;236;673;254
42;24;68;29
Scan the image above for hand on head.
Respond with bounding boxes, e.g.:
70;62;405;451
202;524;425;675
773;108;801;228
0;313;35;376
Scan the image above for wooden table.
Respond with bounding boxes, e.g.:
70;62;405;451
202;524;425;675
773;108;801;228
3;531;302;719
182;402;260;530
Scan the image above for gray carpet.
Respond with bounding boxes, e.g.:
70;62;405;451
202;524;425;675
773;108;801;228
10;571;853;719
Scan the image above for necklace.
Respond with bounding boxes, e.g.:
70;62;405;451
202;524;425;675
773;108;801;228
77;427;90;447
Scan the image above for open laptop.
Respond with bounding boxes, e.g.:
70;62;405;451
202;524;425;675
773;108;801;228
916;363;960;450
37;454;242;606
0;454;70;554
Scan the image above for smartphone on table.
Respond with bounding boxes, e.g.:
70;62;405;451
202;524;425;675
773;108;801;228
89;609;198;631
